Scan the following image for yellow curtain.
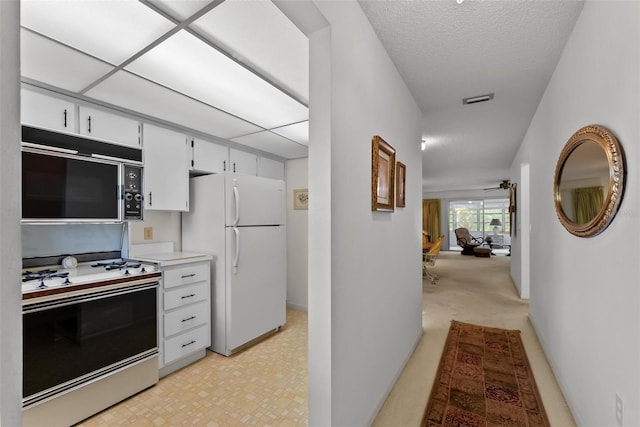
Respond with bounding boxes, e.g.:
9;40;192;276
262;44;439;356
422;199;440;242
573;186;604;225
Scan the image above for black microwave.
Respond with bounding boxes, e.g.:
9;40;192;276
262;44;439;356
21;126;144;222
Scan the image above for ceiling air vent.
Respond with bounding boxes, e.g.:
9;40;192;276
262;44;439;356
463;93;494;105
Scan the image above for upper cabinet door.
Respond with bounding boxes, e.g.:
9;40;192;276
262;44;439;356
258;157;285;180
143;123;189;212
79;106;140;148
190;138;228;174
21;88;75;133
229;148;257;176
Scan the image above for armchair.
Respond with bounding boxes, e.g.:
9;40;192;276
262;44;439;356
423;235;444;283
455;228;484;255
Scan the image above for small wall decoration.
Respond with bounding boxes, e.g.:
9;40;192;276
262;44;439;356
509;183;517;236
371;135;396;212
396;161;406;208
293;188;308;210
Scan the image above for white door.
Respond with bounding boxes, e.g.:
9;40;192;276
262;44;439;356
258;157;285;180
229;148;257;175
143;124;189;211
79;106;140;148
21;89;75;132
190;138;228;173
224;174;285;226
225;226;286;351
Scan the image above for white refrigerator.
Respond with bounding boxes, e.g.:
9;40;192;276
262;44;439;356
182;173;286;356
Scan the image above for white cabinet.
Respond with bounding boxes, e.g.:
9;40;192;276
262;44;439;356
78;106;140;148
21;88;75;132
143;123;189;211
229;148;257;175
190;137;228;174
159;260;211;376
258;157;285;180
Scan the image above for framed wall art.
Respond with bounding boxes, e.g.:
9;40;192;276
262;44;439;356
396;161;406;208
293;188;308;210
371;135;396;211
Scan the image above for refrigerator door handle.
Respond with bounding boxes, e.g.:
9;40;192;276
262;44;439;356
232;179;240;226
233;226;240;275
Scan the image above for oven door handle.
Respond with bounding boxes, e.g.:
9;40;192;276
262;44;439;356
22;281;159;313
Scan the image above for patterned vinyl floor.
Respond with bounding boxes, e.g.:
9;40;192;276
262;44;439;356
78;310;308;426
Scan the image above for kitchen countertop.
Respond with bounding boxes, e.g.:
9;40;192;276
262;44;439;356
132;251;214;267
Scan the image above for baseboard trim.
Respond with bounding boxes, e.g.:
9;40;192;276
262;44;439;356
286;302;307;312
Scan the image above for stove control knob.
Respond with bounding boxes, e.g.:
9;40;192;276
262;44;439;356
125;193;133;201
134;194;142;202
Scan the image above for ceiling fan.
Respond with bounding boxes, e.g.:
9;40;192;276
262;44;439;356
483;180;511;191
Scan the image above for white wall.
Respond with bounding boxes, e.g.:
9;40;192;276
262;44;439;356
306;2;423;424
512;2;640;425
285;158;308;311
0;0;23;424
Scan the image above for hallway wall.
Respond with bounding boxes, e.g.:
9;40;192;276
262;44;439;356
512;1;640;425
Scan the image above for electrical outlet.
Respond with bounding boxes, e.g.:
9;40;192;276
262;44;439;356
143;227;153;241
616;393;623;427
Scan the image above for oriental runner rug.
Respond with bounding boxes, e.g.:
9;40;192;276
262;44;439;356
421;321;550;427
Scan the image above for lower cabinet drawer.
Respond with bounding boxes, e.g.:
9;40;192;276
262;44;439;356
164;282;208;311
164;300;208;337
163;325;209;365
164;263;209;289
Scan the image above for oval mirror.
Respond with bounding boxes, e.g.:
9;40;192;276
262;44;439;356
554;125;625;237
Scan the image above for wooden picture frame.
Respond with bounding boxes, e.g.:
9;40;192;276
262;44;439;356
396;161;406;207
371;135;396;211
293;188;308;210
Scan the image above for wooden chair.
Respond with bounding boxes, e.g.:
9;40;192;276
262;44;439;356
423;235;444;283
454;227;484;255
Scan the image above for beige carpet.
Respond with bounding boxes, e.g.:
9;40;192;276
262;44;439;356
373;251;576;426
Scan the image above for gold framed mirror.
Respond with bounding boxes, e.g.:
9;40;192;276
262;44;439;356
554;125;625;237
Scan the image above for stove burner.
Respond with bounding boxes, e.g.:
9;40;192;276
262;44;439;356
92;261;141;271
23;270;70;283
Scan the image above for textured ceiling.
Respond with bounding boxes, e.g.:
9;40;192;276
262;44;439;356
359;0;585;193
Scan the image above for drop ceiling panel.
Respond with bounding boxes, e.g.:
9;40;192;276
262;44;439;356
126;30;308;130
270;121;309;145
21;29;114;92
21;0;174;65
150;0;216;22
231;131;308;159
191;0;309;103
85;71;262;139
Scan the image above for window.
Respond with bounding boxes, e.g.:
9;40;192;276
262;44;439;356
448;198;510;250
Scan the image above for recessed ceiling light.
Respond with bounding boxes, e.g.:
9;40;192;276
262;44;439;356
457;0;465;4
463;93;494;105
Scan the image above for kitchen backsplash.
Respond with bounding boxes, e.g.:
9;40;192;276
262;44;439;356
22;223;123;259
